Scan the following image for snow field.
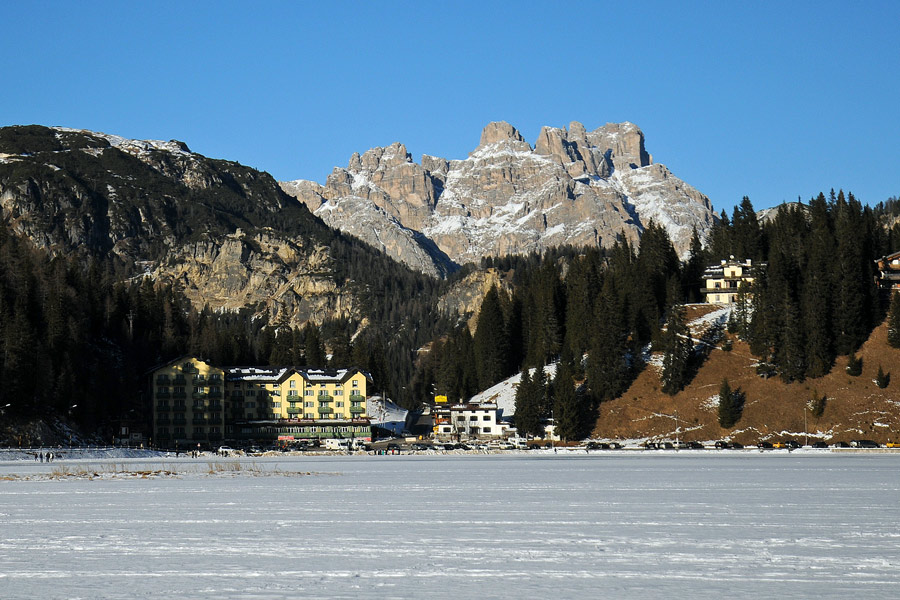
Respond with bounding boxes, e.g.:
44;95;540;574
1;453;899;599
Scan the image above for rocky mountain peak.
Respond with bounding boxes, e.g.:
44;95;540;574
478;121;528;147
282;119;717;277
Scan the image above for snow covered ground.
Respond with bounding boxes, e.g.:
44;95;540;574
1;453;899;599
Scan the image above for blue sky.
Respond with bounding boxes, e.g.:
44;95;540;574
2;1;897;215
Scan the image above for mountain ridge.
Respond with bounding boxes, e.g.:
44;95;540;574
281;120;717;276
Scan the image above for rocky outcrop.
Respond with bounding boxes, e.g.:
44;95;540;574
153;229;357;327
282;120;716;276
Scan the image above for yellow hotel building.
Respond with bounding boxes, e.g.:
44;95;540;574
150;356;372;448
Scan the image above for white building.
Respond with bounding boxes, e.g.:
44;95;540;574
433;402;509;440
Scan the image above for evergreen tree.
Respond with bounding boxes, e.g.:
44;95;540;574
717;378;742;428
303;323;326;367
888;292;900;348
803;193;835;377
552;361;588;442
660;304;693;395
845;353;863;376
876;365;890;389
587;278;631;403
473;285;510;389
514;368;542;438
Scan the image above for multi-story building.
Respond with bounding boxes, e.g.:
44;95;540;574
875;250;900;291
150;356;372;448
432;402;507;441
702;257;762;304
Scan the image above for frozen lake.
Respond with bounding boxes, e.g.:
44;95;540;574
2;452;899;599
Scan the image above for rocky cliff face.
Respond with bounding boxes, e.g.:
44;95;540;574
0;125;355;327
282;120;717;276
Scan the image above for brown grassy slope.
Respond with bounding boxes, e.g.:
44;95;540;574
592;309;900;445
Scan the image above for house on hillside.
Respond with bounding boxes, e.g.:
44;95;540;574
874;251;900;291
702;257;762;304
149;356;373;449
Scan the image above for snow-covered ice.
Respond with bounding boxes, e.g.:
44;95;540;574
1;453;899;599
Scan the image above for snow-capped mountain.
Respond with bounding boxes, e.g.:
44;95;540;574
281;120;717;277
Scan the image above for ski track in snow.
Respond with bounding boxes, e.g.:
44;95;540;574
1;453;899;599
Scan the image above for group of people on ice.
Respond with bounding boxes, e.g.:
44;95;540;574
34;451;54;462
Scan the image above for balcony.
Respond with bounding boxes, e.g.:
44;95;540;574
156;418;171;426
173;376;187;385
349;394;365;402
287;407;302;415
192;418;207;426
156;390;171;399
209;403;222;411
317;395;333;403
172;418;187;426
156;376;171;385
183;365;198;374
349;406;366;415
172;390;187;399
156;404;170;412
317;406;334;415
208;390;222;399
192;392;208;400
208;417;222;425
172;404;187;412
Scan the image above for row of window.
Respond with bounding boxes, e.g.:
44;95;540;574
456;415;493;421
441;426;493;433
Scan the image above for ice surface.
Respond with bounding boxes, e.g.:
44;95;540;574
1;453;899;599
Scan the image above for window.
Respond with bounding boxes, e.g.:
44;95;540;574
246;413;254;419
469;416;477;421
352;380;358;387
289;380;296;388
305;413;314;419
246;390;256;396
246;401;256;408
483;427;491;433
336;401;344;408
318;389;329;397
334;389;343;396
305;390;314;396
271;402;280;408
319;402;329;408
288;390;298;397
442;427;452;433
305;401;314;408
483;415;490;421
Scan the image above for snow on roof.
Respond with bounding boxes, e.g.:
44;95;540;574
224;367;290;382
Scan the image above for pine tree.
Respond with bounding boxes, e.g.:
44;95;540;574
876;365;890;389
552;361;587;442
514;368;541;438
587;278;630;403
717;378;742;428
888;292;900;348
845;353;863;376
473;285;510;389
660;304;693;395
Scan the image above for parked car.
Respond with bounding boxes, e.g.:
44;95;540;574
714;441;731;449
851;439;880;448
686;441;704;450
811;441;828;449
731;442;744;449
831;441;851;448
784;440;801;449
586;442;601;450
757;441;773;449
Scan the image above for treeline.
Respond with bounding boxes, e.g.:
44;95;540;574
412;223;695;439
415;191;894;439
721;192;889;381
0;218;447;430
